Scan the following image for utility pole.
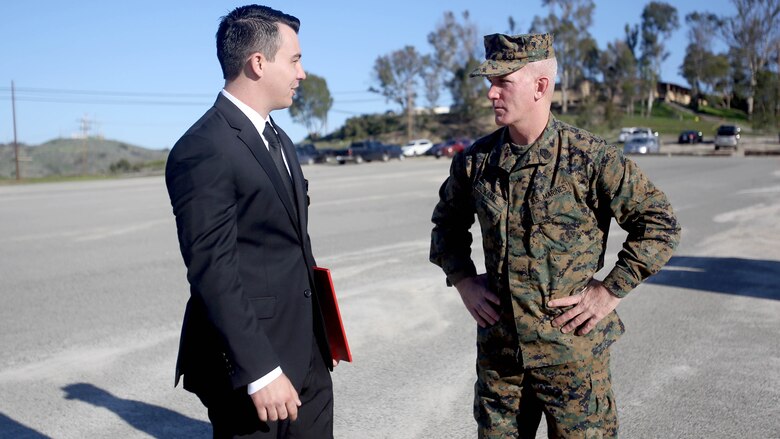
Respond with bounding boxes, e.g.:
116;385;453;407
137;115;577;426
79;114;91;175
406;81;413;140
11;81;20;181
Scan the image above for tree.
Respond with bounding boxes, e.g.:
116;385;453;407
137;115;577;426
428;11;486;129
508;16;517;34
334;113;402;140
580;35;601;80
752;69;779;128
721;0;780;118
600;39;638;114
531;0;596;114
420;55;442;111
448;58;490;133
682;49;730;106
639;1;679;116
289;73;333;139
621;24;641;115
680;12;723;108
427;12;481;81
725;46;753;110
372;46;425;139
700;53;731;106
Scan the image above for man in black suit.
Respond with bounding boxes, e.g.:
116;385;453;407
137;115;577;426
165;5;334;438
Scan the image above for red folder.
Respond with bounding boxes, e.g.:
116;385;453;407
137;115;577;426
313;267;352;362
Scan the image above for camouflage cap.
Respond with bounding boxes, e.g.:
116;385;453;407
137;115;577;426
470;33;555;77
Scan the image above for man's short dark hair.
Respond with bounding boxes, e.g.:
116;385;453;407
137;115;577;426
216;5;300;81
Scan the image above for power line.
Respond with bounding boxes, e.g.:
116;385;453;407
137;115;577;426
1;86;379;98
0;86;214;107
0;86;213;98
333;98;385;103
0;96;210;106
0;85;395;138
329;109;364;115
332;90;376;95
0;94;384;107
0;86;384;104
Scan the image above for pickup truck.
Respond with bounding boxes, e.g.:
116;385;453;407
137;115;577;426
335;140;404;164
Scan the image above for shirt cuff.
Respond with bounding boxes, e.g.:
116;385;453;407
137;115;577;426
602;266;639;298
445;267;478;287
246;367;282;395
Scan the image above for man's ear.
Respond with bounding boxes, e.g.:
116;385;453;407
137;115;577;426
535;76;550;100
247;53;264;79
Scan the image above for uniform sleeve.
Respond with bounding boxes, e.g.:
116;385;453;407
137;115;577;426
430;152;478;286
596;145;681;297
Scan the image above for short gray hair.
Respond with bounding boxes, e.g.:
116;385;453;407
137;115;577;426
526;57;558;83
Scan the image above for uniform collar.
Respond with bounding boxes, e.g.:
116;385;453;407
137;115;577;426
489;114;557;173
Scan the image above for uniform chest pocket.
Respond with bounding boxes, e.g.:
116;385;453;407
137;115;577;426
472;183;506;226
528;188;585;252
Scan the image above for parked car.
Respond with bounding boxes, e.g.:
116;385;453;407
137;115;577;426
384;144;405;160
678;130;703;144
619;127;656;142
335;140;404;164
425;142;443;156
295;143;326;165
623;133;660;154
434;138;469;158
618;127;636;143
401;138;434;156
714;125;740;150
295;147;316;165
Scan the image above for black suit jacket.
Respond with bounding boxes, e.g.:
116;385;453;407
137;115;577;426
165;94;330;395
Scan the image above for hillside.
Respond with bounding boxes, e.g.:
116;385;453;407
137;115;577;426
0;138;168;179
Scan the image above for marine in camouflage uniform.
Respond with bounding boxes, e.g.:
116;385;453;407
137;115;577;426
430;32;680;438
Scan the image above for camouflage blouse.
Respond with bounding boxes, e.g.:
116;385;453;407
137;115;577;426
430;115;681;367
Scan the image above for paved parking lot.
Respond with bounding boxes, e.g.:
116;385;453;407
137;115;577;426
1;155;778;438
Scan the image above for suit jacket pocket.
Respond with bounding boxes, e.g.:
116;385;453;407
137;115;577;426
249;296;277;319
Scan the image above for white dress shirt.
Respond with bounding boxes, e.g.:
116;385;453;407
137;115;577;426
220;89;290;174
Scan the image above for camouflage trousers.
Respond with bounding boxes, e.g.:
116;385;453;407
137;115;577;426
474;325;618;438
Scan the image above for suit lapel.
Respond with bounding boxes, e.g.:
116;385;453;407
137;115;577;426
214;95;301;233
271;119;318;291
271;117;308;232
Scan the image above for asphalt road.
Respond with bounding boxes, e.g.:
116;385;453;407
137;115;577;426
0;155;778;438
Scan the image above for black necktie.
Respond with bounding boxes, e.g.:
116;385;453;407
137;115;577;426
262;122;296;208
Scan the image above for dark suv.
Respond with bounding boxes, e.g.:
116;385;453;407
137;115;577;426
335;140;404;164
714;125;740;150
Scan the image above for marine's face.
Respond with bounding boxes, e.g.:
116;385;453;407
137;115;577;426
486;68;534;128
264;23;306;111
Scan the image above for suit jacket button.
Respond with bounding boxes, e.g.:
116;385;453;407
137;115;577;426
304;289;312;298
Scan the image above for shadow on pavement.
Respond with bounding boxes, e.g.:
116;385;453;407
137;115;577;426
0;412;50;438
62;383;210;438
646;256;780;300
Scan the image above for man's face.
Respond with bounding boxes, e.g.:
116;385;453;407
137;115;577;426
264;24;306;111
486;67;534;127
